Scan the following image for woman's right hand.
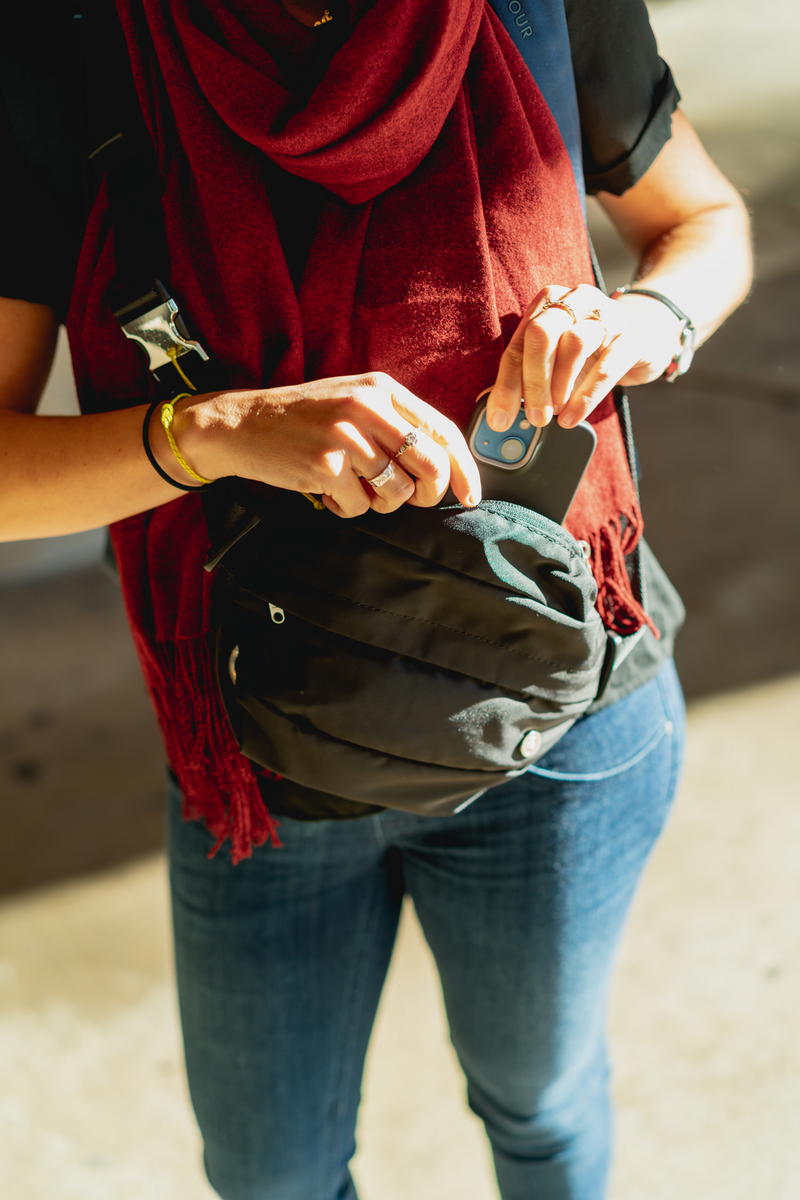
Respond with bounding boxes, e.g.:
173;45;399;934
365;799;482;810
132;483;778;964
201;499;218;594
180;372;482;517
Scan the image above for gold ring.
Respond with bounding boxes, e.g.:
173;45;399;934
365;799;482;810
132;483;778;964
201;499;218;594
583;308;608;344
540;298;577;324
392;430;418;460
366;461;396;489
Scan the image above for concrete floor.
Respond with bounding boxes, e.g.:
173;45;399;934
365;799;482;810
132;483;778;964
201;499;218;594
1;0;799;1196
1;673;799;1200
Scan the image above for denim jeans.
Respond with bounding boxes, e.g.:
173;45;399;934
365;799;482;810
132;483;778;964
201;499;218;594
167;659;685;1200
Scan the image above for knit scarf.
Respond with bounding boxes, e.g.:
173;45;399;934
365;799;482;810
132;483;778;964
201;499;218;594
66;0;650;862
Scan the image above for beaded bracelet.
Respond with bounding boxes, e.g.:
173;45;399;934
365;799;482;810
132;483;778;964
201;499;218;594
142;397;211;492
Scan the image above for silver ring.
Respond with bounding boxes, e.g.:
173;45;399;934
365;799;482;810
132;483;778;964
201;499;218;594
393;430;418;460
366;461;396;489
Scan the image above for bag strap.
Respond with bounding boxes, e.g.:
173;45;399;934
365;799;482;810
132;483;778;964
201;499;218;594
588;242;648;620
73;2;166;311
489;1;647;629
72;1;214;397
487;0;585;204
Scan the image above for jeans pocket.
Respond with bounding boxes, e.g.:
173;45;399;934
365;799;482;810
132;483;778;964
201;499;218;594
527;660;682;783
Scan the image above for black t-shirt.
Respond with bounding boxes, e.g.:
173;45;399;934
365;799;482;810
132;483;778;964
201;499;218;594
0;1;685;816
0;0;680;318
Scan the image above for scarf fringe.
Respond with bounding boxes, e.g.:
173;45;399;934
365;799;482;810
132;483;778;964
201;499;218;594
140;632;283;863
587;514;660;640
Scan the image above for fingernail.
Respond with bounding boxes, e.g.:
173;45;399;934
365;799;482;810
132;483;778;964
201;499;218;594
488;411;511;432
465;491;479;507
529;406;552;427
558;412;577;429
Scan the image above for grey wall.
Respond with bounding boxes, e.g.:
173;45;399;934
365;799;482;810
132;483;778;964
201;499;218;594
0;332;105;586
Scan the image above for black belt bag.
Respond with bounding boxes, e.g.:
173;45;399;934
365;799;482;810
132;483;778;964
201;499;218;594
207;487;617;817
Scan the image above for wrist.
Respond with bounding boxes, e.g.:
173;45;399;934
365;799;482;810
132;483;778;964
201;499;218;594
141;396;213;492
611;286;696;381
176;391;238;481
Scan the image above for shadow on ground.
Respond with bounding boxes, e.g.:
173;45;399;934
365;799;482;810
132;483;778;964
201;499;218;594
634;271;800;699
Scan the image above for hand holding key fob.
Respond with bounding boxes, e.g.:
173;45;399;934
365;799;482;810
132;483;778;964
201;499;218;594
466;388;597;524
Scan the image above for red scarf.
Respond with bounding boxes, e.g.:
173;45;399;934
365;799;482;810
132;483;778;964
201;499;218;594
66;0;650;862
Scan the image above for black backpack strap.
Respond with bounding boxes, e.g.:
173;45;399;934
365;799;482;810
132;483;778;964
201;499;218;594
72;1;213;396
588;236;649;630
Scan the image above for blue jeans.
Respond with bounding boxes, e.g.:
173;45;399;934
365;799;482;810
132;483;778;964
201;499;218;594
167;659;685;1200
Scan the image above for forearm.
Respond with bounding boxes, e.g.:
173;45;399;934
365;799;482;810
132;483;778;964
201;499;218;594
487;113;753;429
621;200;752;347
0;372;483;540
0;406;182;541
598;110;753;350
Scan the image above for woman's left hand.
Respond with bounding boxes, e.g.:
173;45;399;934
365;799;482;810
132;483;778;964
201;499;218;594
485;282;682;431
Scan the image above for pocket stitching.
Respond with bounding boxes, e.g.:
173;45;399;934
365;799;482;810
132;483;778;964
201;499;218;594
526;717;672;782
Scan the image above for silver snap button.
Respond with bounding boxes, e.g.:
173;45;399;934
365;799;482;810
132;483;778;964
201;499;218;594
519;729;542;758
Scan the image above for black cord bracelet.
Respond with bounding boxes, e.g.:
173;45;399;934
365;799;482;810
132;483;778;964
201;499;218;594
611;286;696;381
142;398;209;492
611;285;695;331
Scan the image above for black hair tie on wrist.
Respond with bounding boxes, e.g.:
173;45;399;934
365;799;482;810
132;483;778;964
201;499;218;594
610;285;696;382
142;398;209;492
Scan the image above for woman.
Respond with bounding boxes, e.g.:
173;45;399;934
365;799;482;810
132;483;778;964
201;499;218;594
0;1;751;1196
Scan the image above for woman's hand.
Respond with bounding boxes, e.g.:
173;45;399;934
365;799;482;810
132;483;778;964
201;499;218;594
180;371;482;518
485;282;682;432
485;111;753;435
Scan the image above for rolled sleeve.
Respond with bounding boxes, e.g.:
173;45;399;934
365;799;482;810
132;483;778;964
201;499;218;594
584;62;680;195
566;0;681;195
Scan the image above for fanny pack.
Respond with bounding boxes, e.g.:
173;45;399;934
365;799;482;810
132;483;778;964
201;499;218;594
205;484;618;815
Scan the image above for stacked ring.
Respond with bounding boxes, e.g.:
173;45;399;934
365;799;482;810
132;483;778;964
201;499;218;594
367;461;396;488
393;430;418;459
366;429;420;488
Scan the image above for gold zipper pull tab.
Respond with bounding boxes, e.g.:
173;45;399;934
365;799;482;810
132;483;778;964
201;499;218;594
268;603;286;625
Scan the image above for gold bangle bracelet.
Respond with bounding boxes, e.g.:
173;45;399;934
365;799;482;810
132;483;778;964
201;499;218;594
160;394;214;487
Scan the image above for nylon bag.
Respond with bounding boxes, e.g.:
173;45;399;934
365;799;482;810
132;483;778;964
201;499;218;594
208;487;616;816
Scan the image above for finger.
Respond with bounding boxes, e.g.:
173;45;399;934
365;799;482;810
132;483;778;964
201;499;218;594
321;494;346;518
557;337;638;428
485;341;524;433
484;285;555;431
389;385;481;507
332;420;415;513
362;456;416;514
325;469;372;517
520;303;579;426
318;441;373;517
381;426;451;508
549;320;608;415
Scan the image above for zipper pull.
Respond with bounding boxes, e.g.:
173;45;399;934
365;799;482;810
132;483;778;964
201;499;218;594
268;603;285;625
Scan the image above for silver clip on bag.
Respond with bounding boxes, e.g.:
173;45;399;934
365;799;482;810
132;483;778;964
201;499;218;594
206;488;616;817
